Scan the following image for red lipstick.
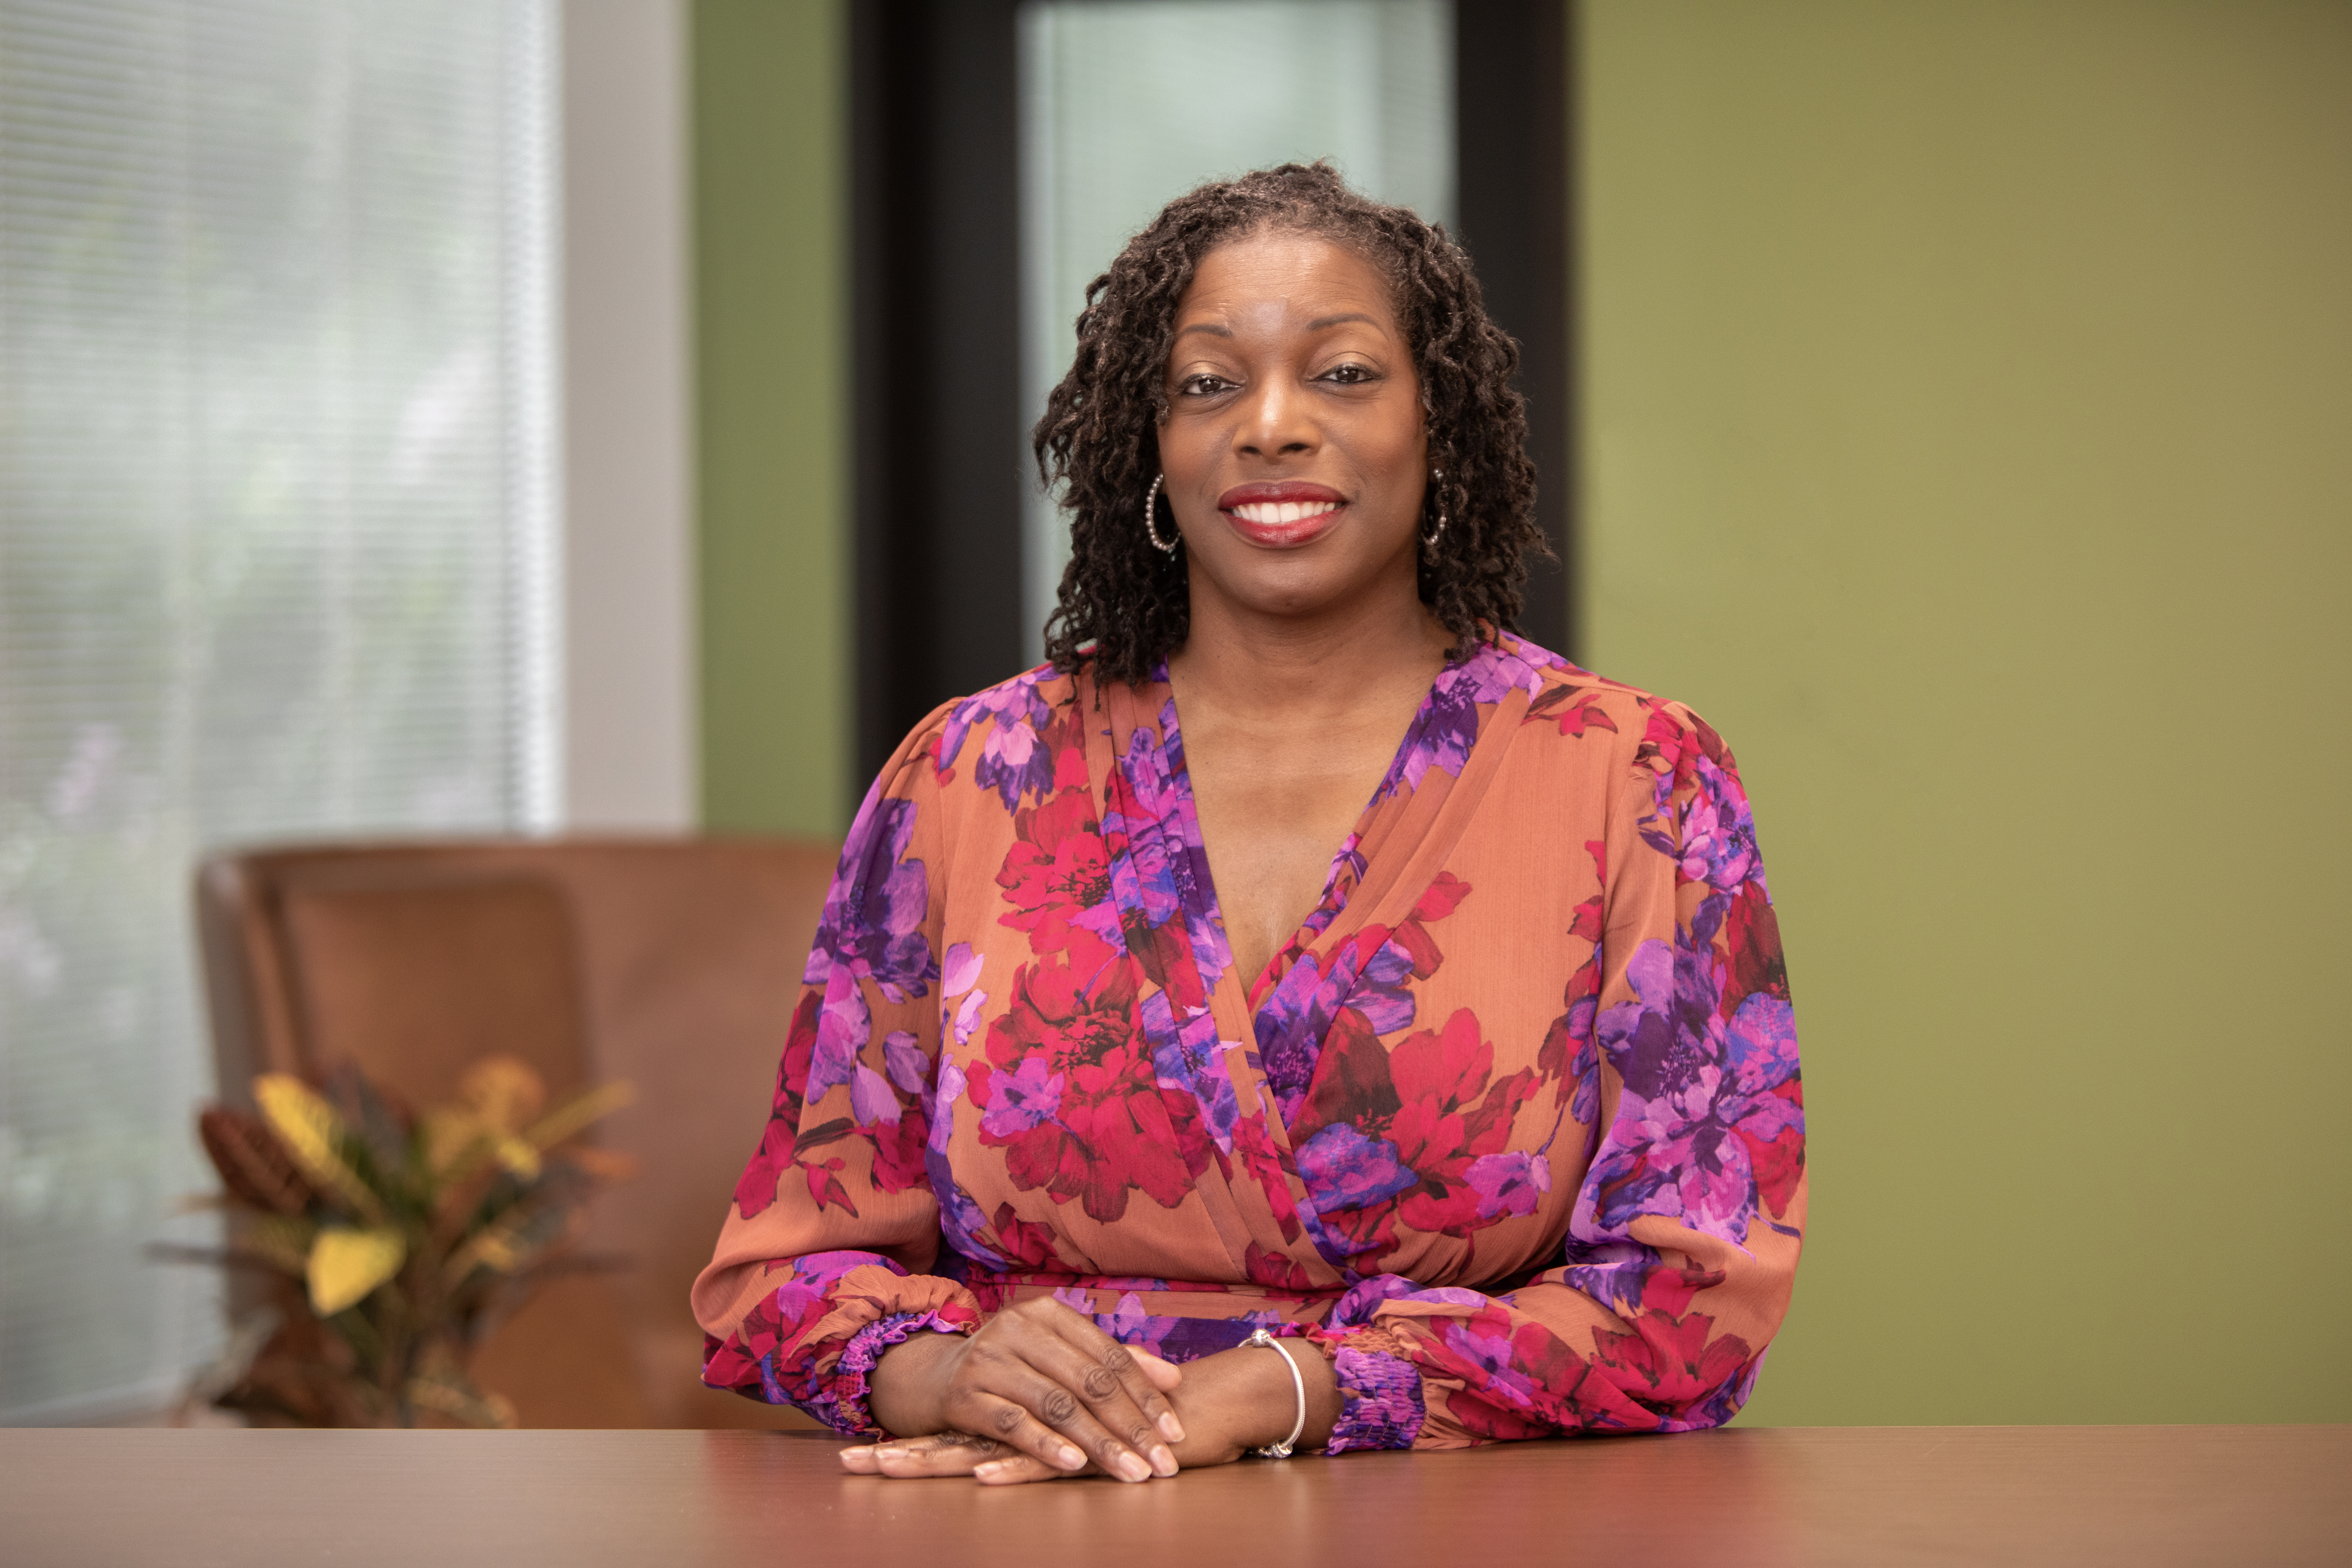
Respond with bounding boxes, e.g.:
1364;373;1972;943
1215;481;1348;548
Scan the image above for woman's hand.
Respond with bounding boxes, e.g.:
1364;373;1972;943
843;1331;1343;1485
849;1299;1186;1482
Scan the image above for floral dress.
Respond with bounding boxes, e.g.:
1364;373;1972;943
693;634;1806;1450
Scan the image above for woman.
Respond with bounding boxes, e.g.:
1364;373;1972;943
694;163;1804;1483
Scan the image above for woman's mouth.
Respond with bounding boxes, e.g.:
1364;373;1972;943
1217;482;1347;548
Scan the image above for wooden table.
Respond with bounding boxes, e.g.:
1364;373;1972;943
3;1425;2345;1566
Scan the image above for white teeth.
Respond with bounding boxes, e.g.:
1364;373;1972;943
1231;500;1338;524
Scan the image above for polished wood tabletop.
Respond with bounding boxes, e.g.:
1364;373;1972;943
3;1424;2345;1567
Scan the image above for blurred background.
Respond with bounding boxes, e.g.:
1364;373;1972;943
0;0;2344;1428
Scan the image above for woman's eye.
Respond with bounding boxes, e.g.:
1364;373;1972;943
1178;374;1232;397
1321;363;1375;384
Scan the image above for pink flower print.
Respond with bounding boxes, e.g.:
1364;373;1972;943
1466;1150;1551;1220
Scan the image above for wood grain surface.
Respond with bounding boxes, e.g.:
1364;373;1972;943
2;1424;2344;1567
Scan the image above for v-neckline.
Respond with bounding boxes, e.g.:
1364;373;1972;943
1151;654;1462;1017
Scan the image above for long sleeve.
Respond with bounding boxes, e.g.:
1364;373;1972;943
1309;706;1806;1448
692;707;981;1436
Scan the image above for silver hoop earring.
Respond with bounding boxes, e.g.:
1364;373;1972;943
1143;474;1178;554
1421;468;1448;562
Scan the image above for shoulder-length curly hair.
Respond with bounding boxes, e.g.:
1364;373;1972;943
1032;161;1545;686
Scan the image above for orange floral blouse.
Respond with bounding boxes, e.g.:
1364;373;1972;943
693;634;1806;1450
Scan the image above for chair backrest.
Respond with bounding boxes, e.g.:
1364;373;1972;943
194;835;839;1429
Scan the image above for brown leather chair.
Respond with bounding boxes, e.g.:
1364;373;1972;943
194;835;838;1430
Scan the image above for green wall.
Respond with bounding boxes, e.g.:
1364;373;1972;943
693;0;849;836
1580;0;2352;1424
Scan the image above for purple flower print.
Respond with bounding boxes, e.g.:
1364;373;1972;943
1255;933;1418;1120
1384;640;1549;799
979;1055;1063;1138
924;1058;1011;1272
941;941;983;996
941;942;988;1047
810;793;937;1004
1435;1317;1540;1411
882;1030;929;1095
1296;1124;1420;1212
1645;752;1761;897
938;667;1057;810
1559;1236;1661;1316
1466;1150;1552;1220
807;968;869;1099
1584;988;1803;1245
850;1064;900;1127
1139;989;1239;1152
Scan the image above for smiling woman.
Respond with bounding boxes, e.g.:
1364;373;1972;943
693;163;1805;1483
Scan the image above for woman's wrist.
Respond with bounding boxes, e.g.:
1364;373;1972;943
1204;1337;1343;1453
866;1327;960;1437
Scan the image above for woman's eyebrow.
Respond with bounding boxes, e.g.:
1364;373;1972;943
1174;322;1232;341
1307;312;1379;331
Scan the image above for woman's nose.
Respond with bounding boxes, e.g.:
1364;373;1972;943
1236;378;1316;458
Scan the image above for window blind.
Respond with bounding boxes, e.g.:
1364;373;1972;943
0;0;558;1422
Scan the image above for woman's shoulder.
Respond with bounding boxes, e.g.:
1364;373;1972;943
1494;633;1741;781
878;661;1084;812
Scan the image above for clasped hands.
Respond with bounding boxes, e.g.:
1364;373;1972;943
841;1298;1339;1485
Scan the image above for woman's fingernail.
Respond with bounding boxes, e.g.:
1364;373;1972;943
1116;1451;1153;1483
1150;1444;1178;1477
975;1460;1008;1480
1057;1444;1087;1470
1159;1413;1187;1443
841;1445;873;1457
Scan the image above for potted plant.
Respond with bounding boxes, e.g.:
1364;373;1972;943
168;1056;633;1427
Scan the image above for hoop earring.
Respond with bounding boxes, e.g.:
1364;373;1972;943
1143;474;1178;554
1421;469;1448;563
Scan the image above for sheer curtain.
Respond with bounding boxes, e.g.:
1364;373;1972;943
0;0;558;1422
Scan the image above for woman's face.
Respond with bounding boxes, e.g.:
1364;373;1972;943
1156;230;1427;628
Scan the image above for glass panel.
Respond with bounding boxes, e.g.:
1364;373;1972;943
1018;0;1455;660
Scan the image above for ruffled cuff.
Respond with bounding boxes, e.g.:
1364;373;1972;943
814;1308;975;1438
699;1253;981;1430
1324;1345;1425;1452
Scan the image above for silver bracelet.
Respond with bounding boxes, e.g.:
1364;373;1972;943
1244;1327;1307;1458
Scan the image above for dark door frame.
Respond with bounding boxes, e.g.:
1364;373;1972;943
851;0;1575;786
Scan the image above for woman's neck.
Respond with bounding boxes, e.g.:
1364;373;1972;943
1163;569;1454;724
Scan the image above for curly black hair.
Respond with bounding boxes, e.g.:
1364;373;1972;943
1032;161;1546;686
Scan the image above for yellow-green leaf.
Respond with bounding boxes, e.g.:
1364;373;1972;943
254;1075;386;1224
489;1133;541;1180
236;1213;317;1276
307;1225;406;1316
457;1056;546;1133
523;1080;636;1152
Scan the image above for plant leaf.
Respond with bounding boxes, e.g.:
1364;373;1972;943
254;1076;387;1224
405;1368;516;1429
306;1225;407;1316
489;1132;542;1180
458;1056;547;1133
522;1080;636;1151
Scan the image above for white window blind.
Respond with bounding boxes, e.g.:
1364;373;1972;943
0;0;558;1422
